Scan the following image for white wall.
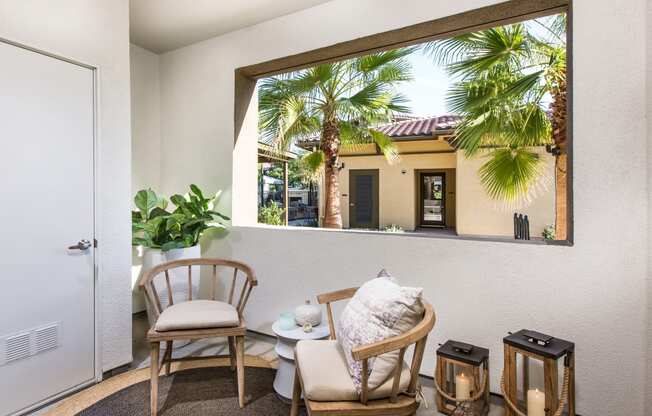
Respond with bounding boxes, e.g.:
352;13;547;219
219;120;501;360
0;0;132;371
131;44;161;194
647;0;652;411
153;0;649;414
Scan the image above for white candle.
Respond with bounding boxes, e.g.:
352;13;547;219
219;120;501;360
527;389;546;416
455;372;471;400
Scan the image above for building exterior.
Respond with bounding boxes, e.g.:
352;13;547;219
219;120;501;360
303;115;556;238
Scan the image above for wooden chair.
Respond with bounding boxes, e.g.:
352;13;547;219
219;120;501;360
138;258;257;416
290;287;436;416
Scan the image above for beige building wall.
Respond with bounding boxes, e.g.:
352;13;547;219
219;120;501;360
339;150;457;230
338;143;556;237
455;149;556;237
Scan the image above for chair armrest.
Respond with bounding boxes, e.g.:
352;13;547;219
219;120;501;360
351;302;435;361
316;287;358;305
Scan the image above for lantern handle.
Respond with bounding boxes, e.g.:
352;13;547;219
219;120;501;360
500;365;571;416
433;367;488;403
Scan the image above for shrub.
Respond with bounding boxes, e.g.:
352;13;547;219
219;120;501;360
383;224;405;233
258;202;285;226
542;225;555;240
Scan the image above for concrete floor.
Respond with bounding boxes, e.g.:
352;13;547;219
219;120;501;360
130;312;505;416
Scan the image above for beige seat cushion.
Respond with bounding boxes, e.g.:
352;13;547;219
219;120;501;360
296;340;411;402
155;300;239;332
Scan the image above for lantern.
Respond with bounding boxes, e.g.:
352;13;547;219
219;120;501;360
435;340;490;416
502;330;575;416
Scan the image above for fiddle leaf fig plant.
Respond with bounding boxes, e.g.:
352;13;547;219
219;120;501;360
132;185;230;251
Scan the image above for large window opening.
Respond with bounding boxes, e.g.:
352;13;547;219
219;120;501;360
238;0;572;244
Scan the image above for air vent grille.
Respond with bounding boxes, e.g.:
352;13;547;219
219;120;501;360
6;333;31;363
35;324;59;353
1;322;60;366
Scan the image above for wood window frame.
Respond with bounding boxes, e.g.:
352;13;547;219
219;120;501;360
235;0;573;246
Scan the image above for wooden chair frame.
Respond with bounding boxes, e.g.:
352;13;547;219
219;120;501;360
291;287;436;416
138;258;257;415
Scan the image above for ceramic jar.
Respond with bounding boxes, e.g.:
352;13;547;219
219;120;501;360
294;300;322;326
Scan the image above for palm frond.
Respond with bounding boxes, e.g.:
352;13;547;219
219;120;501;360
369;129;400;163
421;33;482;67
447;25;529;78
478;147;544;201
354;47;416;74
299;150;325;181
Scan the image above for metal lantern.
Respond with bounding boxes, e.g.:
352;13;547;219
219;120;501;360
435;340;490;416
502;330;575;416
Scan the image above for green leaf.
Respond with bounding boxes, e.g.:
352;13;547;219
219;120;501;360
134;189;158;219
189;184;204;200
170;194;187;207
149;207;170;219
207;210;231;221
478;148;544;201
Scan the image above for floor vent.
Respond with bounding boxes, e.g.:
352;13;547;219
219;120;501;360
1;322;60;366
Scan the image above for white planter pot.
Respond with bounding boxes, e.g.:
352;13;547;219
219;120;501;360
141;245;201;328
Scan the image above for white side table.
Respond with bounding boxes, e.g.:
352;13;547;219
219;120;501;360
272;321;330;400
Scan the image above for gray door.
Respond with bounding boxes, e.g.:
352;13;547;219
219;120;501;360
349;170;379;229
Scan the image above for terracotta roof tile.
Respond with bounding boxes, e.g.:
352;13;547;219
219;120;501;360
295;114;460;148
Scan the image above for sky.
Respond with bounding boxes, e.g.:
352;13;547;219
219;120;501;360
394;15;563;118
397;52;451;117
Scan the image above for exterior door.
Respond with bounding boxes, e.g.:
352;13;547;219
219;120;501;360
420;172;446;227
349;170;379;229
0;41;96;415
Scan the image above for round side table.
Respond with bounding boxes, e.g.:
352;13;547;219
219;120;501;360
272;321;330;400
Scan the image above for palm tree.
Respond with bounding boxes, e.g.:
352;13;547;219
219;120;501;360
258;49;414;228
425;14;567;239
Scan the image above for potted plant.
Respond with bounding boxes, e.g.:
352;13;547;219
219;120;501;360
132;184;229;325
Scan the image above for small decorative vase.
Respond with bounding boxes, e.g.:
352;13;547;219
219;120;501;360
294;300;322;326
279;312;296;330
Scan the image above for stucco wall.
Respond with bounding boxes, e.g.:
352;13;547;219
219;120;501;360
646;0;652;411
153;0;649;414
456;150;556;238
338;146;555;236
339;152;456;230
130;44;162;194
0;0;132;371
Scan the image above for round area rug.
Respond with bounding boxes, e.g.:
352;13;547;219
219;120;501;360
76;367;303;416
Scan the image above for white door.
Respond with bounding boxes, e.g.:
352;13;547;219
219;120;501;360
0;40;96;415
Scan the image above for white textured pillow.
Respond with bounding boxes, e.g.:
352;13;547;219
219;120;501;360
336;271;424;392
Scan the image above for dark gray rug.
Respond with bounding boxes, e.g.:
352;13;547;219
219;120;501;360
77;367;304;415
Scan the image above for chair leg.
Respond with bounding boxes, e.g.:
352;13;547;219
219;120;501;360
290;366;302;416
235;335;245;408
150;342;160;416
164;341;173;376
228;336;236;370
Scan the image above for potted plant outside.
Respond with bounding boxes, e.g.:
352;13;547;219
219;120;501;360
132;184;229;326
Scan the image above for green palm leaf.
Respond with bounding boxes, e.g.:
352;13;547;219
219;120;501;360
479;148;544;201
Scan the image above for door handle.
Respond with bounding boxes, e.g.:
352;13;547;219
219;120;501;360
350;203;355;206
68;239;92;251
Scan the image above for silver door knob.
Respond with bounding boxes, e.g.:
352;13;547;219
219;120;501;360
68;239;92;250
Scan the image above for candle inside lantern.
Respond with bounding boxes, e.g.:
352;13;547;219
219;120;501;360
455;372;471;400
527;389;545;416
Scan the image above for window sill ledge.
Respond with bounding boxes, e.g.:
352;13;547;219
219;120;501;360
233;223;572;247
